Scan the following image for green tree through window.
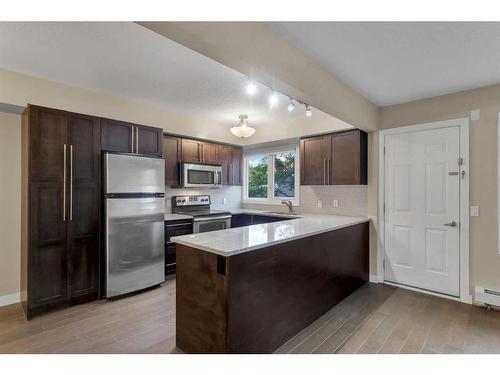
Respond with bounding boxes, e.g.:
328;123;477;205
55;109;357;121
248;155;268;198
274;152;295;197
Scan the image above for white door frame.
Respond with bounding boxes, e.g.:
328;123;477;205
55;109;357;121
378;118;471;304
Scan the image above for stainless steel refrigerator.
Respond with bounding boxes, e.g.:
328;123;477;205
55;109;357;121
104;153;165;298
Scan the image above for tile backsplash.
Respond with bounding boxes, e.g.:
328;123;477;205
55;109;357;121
242;185;367;217
166;185;367;217
165;185;242;212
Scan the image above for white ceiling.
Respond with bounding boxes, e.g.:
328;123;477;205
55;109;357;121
267;22;500;106
0;22;335;129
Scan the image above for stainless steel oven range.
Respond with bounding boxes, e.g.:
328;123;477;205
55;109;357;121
171;195;231;233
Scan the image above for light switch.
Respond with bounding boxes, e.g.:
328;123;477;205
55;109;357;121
470;206;480;217
317;200;323;208
222;198;226;205
333;199;339;208
470;109;480;121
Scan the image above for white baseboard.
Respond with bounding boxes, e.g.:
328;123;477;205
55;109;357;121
0;292;20;307
369;274;379;283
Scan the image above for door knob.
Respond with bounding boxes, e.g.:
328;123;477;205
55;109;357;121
443;221;457;227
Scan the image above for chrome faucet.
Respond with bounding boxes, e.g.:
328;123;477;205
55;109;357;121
281;200;294;213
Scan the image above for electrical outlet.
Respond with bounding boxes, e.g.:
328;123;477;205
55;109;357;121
333;199;339;208
317;200;323;208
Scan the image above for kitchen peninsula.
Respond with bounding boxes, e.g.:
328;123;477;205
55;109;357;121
172;214;370;353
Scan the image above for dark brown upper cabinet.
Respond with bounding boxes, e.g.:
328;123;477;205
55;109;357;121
181;139;219;164
217;144;232;185
100;118;134;153
101;118;163;157
217;145;242;186
300;135;332;185
330;130;367;185
136;125;163;157
300;129;367;186
22;105;100;319
201;142;219;164
181;138;203;163
163;135;182;186
231;146;242;186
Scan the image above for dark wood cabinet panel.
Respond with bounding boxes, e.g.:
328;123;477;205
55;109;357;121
201;142;219;164
231;147;242;186
300;130;367;186
231;214;252;228
29;107;68;182
330;130;367;185
67;113;100;302
100;118;133;153
136;125;163;157
300;135;331;185
217;145;232;185
163;135;182;186
29;182;68;311
182;138;202;163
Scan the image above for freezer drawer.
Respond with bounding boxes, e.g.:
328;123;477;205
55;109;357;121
106;197;165;297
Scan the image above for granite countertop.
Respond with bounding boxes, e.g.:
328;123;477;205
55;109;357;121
171;213;370;257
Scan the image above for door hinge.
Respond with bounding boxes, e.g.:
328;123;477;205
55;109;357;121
458;157;463;166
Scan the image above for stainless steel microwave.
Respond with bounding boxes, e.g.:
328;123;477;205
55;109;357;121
182;162;222;188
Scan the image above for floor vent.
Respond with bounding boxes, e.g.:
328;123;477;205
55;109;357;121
475;286;500;308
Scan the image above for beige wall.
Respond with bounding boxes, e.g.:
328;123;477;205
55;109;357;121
376;83;500;292
0;112;21;299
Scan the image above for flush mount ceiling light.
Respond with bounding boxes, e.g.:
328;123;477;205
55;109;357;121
245;81;257;96
287;98;296;112
230;114;255;139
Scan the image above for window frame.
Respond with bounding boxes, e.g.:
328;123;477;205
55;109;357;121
242;146;300;206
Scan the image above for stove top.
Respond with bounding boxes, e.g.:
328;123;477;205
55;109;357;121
171;195;231;218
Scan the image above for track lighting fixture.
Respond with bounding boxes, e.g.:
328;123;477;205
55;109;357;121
269;92;279;106
245;81;257;96
305;105;312;117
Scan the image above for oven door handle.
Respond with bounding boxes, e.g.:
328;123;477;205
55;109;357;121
193;215;232;222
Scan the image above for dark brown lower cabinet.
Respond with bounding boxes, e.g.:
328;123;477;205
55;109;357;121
21;105;100;319
176;222;369;353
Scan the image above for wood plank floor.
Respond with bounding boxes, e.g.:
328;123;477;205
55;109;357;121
0;280;499;354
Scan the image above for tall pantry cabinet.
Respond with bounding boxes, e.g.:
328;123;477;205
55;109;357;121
21;105;100;319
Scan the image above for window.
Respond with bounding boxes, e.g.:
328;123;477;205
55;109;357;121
243;147;299;205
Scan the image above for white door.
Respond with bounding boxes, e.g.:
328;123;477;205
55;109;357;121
384;126;460;296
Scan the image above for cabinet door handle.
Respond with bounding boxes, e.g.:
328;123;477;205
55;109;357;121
131;126;134;153
63;144;67;222
323;158;326;184
70;144;73;221
327;158;331;185
136;127;139;154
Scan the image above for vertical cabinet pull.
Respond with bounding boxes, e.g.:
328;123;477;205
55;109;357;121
70;145;73;221
131;126;134;153
323;158;326;185
136;126;139;154
327;158;331;184
63;144;67;221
